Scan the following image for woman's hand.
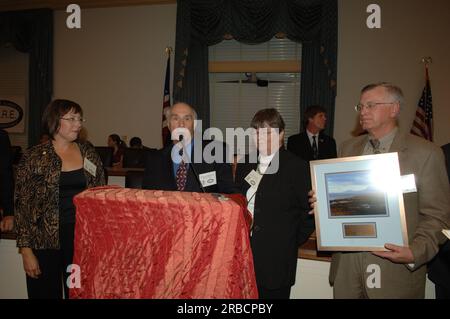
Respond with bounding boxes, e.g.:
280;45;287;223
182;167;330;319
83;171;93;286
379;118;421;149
21;248;41;279
0;216;14;232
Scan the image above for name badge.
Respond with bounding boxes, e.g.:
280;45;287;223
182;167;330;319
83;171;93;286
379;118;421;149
442;229;450;240
401;174;417;193
245;170;262;189
84;157;97;177
199;171;217;188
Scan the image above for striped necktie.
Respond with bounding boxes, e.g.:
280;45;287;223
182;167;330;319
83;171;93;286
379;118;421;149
176;160;187;191
176;148;187;191
369;139;381;154
312;135;318;160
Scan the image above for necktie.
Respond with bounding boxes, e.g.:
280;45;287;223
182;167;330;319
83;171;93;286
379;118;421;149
176;160;187;191
176;148;187;191
312;135;318;160
369;139;381;154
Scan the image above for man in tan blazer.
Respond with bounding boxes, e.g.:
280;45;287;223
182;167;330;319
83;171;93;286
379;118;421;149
329;82;450;298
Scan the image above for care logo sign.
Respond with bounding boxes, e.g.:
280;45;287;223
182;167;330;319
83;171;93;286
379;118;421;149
0;97;25;133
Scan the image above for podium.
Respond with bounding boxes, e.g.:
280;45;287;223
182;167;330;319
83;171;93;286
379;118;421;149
70;186;257;299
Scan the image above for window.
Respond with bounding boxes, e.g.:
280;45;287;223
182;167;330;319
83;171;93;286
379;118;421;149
209;38;301;154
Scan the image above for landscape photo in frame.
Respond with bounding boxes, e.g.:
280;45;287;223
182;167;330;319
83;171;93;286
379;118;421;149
325;170;389;218
310;153;408;251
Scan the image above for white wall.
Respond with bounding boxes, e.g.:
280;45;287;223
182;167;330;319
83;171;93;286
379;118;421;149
0;240;27;299
53;1;450;149
336;0;450;147
53;4;176;148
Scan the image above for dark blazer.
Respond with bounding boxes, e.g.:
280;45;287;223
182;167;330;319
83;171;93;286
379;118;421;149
428;142;450;294
142;140;238;194
443;143;450;182
235;148;314;290
0;129;14;216
287;131;337;163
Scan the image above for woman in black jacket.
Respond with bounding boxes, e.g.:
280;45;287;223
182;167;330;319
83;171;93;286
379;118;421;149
234;108;315;299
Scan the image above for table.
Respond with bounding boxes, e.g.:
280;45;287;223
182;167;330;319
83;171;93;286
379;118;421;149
106;167;144;177
70;187;258;298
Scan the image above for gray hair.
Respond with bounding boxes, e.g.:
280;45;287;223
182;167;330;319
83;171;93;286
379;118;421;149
165;102;198;120
361;82;405;106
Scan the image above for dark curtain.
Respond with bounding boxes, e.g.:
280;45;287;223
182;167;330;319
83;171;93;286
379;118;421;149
173;0;337;136
0;9;53;146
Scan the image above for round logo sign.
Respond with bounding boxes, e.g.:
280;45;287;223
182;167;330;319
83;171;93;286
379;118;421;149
0;100;24;129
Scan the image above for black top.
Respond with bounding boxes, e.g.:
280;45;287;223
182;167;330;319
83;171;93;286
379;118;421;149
0;129;14;216
234;148;314;289
59;168;86;225
287;131;337;163
142;140;239;194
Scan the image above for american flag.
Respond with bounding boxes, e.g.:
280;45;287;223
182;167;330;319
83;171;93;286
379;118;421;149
162;54;171;146
411;67;433;141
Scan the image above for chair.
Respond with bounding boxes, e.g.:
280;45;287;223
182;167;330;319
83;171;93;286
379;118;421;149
122;148;150;168
94;146;114;168
125;170;144;189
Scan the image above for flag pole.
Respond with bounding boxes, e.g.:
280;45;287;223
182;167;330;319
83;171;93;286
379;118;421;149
421;57;432;140
421;56;432;80
421;56;432;65
162;47;173;146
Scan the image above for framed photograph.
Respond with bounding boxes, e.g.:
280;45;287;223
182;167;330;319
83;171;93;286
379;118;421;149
310;152;408;251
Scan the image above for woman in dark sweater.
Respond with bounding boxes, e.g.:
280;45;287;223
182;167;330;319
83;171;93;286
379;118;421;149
15;99;105;299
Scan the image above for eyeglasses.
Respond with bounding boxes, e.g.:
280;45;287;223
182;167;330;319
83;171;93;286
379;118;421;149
60;117;86;123
354;102;396;112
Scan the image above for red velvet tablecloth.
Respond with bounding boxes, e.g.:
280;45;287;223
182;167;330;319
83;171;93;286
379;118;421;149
70;186;257;299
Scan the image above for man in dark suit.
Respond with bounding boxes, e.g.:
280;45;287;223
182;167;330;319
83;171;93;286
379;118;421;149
287;105;337;163
428;142;450;299
0;129;14;232
142;102;238;194
235;108;314;299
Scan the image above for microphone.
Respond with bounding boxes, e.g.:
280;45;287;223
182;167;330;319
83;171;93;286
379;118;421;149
178;134;206;193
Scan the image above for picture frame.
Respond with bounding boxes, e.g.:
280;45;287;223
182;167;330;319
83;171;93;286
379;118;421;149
310;152;408;251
